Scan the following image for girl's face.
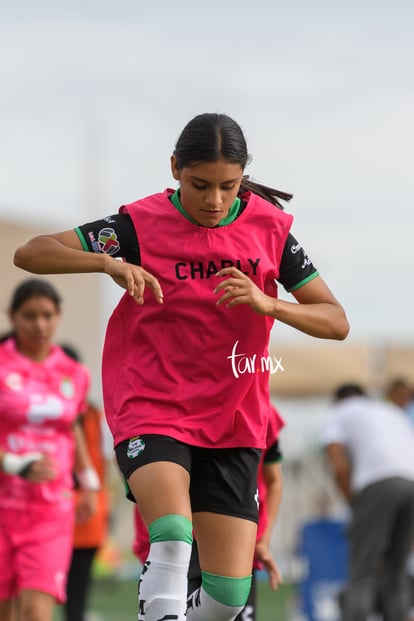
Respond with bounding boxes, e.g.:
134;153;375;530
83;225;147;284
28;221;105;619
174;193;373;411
171;156;244;228
9;295;60;360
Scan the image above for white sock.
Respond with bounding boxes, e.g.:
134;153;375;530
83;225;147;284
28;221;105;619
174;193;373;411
186;587;243;621
138;540;192;621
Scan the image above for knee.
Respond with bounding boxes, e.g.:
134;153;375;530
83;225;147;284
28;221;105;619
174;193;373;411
187;573;252;621
148;514;193;544
146;514;193;565
202;572;251;607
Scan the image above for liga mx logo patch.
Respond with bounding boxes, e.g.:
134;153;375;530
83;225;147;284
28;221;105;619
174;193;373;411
98;227;120;255
127;436;145;459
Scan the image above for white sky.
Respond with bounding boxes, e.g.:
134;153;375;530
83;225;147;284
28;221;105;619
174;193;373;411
1;0;414;345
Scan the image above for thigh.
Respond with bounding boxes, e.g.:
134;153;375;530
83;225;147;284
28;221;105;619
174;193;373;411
190;447;260;576
385;480;414;571
0;512;16;601
193;512;257;576
16;510;73;603
0;601;15;621
190;447;261;521
349;482;395;575
116;434;193;522
128;461;192;525
18;589;55;621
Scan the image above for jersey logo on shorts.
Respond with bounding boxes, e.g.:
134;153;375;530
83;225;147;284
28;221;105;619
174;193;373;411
127;436;145;458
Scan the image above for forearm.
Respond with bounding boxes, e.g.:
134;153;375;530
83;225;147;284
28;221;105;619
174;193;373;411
326;445;352;501
260;469;283;547
334;471;352;501
73;421;93;471
14;235;109;275
14;232;164;304
73;422;101;491
268;297;349;340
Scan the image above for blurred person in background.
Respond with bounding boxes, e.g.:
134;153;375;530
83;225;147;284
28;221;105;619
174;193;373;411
60;344;112;621
322;383;414;621
0;279;98;621
385;378;413;411
385;378;414;621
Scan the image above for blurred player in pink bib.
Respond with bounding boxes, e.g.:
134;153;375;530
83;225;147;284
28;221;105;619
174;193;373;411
0;279;99;621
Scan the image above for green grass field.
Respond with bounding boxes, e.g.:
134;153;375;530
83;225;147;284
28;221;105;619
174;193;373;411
55;577;296;621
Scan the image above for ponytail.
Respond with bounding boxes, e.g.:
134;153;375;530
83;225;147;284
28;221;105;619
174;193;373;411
239;176;293;210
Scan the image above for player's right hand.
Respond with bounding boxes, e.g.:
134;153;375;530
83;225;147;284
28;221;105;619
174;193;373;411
104;259;164;305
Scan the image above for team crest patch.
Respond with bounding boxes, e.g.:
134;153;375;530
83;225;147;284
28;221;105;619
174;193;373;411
5;372;23;392
127;436;145;458
60;377;75;398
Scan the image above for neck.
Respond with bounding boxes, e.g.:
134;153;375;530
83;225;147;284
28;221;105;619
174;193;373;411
15;340;51;362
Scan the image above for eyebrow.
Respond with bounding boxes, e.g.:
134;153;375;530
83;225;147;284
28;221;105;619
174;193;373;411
189;175;240;184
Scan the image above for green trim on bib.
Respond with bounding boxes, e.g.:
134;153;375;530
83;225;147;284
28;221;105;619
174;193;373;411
171;190;241;227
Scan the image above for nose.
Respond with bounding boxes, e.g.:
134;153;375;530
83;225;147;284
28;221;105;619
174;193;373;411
205;188;223;208
33;315;48;334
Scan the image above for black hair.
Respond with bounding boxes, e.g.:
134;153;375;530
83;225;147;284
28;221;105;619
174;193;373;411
0;332;13;344
9;278;62;313
60;343;81;363
173;113;293;210
334;383;366;402
386;377;411;393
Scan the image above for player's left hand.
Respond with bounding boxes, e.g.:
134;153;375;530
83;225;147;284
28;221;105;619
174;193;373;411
214;267;274;315
255;540;283;590
76;489;98;523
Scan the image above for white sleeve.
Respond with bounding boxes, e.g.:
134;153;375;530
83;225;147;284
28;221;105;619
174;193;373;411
321;406;348;446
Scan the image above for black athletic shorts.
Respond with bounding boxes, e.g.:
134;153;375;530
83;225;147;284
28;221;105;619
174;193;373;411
115;434;261;523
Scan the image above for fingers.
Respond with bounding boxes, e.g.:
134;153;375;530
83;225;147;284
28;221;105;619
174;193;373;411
217;293;249;308
75;490;97;522
135;269;164;305
114;264;163;304
214;268;253;306
214;267;247;292
263;557;283;590
28;455;57;482
216;267;245;279
214;279;251;307
214;273;246;307
269;562;283;590
214;268;269;313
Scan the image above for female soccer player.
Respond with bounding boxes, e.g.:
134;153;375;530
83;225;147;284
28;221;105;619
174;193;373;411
0;279;99;621
13;112;349;621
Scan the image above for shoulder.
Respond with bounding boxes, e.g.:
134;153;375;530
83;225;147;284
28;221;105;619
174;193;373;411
54;346;90;382
322;401;354;443
0;338;15;363
247;192;293;220
121;189;173;214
